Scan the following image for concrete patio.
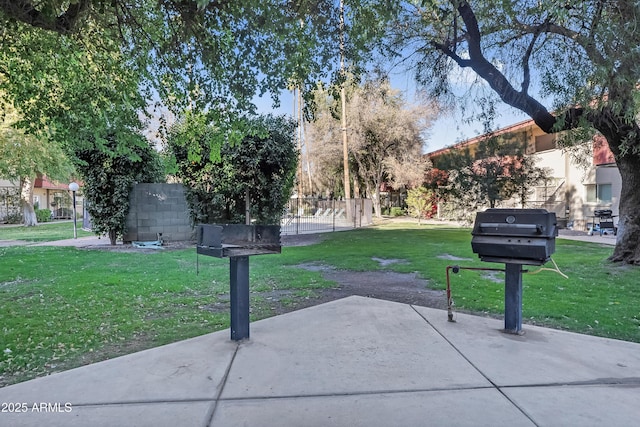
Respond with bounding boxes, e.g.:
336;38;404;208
0;296;638;426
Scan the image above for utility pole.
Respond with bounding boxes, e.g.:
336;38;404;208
340;0;352;216
298;88;313;195
294;87;303;198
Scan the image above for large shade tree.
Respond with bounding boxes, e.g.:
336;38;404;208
384;1;640;265
348;78;434;217
307;77;435;216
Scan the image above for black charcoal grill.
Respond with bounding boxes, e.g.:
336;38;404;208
471;208;557;265
470;209;558;334
590;209;616;236
197;224;281;258
197;224;281;340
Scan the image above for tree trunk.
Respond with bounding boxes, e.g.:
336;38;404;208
20;176;37;227
373;185;382;218
108;229;117;246
366;182;381;218
609;153;640;264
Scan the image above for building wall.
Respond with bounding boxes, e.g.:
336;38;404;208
428;119;622;231
32;188;84;219
123;183;193;242
578;165;622;230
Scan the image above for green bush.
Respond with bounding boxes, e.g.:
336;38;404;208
35;209;52;223
167;113;298;225
390;207;405;217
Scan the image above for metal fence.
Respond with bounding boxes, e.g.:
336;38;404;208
281;198;372;235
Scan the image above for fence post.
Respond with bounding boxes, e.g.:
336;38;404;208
295;198;300;235
332;199;336;232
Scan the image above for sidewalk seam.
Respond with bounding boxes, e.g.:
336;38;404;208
410;304;541;427
203;341;240;427
214;385;495;402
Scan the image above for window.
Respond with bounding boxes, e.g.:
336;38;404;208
586;184;612;203
599;184;612;203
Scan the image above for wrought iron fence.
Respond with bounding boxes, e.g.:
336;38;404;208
281;198;372;235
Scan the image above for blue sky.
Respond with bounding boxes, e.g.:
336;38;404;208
254;85;531;154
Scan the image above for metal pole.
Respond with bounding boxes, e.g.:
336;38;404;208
295;197;300;235
504;263;523;334
229;256;250;340
245;189;251;225
72;191;77;239
332;199;336;232
339;0;351;219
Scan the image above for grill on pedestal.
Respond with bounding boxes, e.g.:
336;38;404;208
196;224;281;341
471;208;557;265
469;209;558;334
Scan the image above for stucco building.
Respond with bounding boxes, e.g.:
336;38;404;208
427;119;621;232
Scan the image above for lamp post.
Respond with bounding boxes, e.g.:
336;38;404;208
68;182;79;239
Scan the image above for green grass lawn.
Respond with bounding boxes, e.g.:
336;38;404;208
0;221;93;242
1;223;638;386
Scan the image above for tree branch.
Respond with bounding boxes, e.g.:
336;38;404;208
521;20;548;94
449;1;557;132
513;20;606;67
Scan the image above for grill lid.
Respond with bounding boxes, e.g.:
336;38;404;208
471;209;557;238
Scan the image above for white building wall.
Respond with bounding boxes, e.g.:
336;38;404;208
531;142;620;231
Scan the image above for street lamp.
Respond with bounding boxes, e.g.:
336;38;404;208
68;182;79;239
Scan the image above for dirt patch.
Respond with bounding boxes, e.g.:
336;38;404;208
293;263;447;310
281;233;326;247
371;257;408;267
82;240;194;252
481;271;504;283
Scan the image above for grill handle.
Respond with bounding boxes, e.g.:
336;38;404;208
478;223;545;235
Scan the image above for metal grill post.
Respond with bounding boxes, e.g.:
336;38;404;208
230;256;250;340
504;263;523;334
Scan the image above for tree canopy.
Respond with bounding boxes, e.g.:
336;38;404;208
1;1;395;155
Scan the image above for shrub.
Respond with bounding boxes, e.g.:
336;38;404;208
167;113;298;225
390;207;405;217
4;212;22;224
35;209;52;223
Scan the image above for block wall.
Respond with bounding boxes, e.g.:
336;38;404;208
123;183;193;242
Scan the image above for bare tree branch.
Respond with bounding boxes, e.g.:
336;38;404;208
446;2;557;132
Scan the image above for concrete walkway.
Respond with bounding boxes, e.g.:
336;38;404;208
1;296;638;427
